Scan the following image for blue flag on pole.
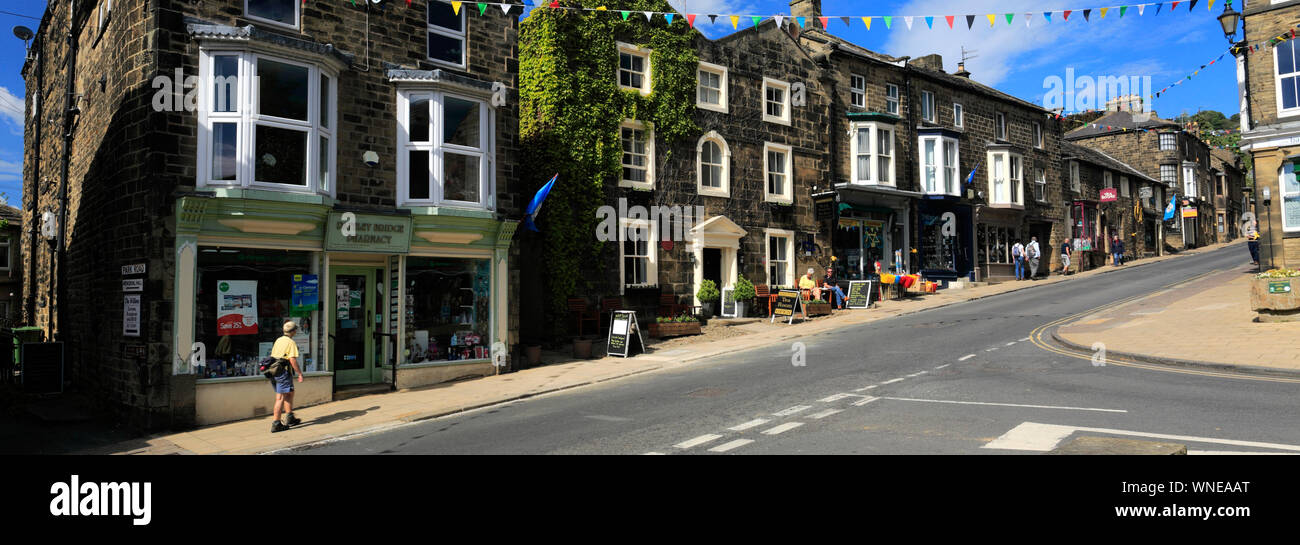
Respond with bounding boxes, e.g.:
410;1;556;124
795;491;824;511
965;162;980;186
1163;193;1178;221
523;174;558;232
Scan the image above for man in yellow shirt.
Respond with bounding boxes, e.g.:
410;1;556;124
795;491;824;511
270;321;305;433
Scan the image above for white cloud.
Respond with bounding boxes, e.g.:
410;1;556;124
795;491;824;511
0;87;23;135
0;159;20;183
667;0;742;39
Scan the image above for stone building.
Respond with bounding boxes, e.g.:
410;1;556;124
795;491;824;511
1210;148;1248;243
1065;110;1220;251
1235;0;1300;269
0;204;22;323
1060;142;1159;271
518;5;830;331
791;0;1068;283
21;0;523;429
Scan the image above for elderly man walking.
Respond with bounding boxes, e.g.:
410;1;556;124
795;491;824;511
1025;237;1041;280
270;320;305;433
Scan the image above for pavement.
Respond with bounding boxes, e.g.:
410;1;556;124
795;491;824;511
84;240;1243;455
1055;258;1300;376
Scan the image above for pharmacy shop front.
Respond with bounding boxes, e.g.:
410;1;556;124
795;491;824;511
175;197;515;426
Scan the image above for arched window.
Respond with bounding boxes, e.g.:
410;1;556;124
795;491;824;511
696;131;730;198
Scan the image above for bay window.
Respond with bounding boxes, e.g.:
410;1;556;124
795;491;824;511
988;150;1023;206
398;89;495;208
918;132;959;196
850;122;895;185
199;50;335;195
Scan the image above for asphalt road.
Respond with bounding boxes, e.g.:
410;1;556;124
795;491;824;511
292;243;1300;455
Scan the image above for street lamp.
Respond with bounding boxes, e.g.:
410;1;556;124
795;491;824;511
1218;1;1241;43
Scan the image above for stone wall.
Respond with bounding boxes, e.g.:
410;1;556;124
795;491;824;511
1243;0;1300;127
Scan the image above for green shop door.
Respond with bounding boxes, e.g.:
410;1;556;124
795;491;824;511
331;267;378;386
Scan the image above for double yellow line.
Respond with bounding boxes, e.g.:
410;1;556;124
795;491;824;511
1027;270;1300;384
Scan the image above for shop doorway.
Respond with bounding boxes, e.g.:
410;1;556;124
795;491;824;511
331;267;378;386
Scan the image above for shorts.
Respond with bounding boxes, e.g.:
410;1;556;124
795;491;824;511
272;370;294;394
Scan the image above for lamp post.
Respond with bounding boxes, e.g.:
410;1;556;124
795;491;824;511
1218;1;1241;43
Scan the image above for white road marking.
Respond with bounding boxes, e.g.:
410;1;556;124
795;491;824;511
1189;450;1299;455
985;347;999;352
879;378;905;385
727;418;770;431
853;384;879;392
1019;337;1031;342
674;434;723;449
959;354;976;361
709;439;755;453
808;409;843;420
983;422;1300;453
881;397;1127;413
773;405;812;416
643;452;666;455
819;393;864;403
852;396;880;407
762;422;805;435
906;371;927;378
1005;342;1017;346
934;364;950;370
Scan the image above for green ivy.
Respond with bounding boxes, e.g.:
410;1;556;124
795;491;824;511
520;1;700;335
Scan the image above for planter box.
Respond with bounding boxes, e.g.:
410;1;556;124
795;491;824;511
1251;277;1300;322
649;322;702;338
804;301;832;317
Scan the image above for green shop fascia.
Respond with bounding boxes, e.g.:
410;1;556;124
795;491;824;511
173;189;516;426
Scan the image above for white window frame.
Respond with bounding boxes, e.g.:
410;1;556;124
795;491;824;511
1161;164;1177;186
918;134;960;196
988;150;1024;207
1033;122;1043;149
619;217;659;291
396;89;496;209
849;74;866;109
996;112;1008;141
244;0;299;30
1120;176;1130;198
1275;39;1300;117
0;235;10;272
1103;171;1114;190
696;131;730;198
885;84;899;115
920;90;935;123
1035;168;1047;202
764;228;795;288
426;2;468;69
763;77;792;125
617;42;653;96
953;103;963;128
1183;165;1197;199
98;0;112;32
1159;132;1177;151
696;61;728;113
849;122;895;186
763;142;793;204
1282;161;1300;233
196;49;336;196
1070;161;1081;193
619;119;655;189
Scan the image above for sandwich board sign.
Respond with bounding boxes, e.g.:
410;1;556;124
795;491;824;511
845;280;874;309
770;289;806;324
606;310;645;358
720;288;736;318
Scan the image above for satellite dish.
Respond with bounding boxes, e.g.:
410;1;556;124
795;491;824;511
13;26;34;42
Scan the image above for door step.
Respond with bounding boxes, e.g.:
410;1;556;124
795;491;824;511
333;383;393;401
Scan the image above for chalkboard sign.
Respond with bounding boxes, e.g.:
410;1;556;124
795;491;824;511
21;342;64;394
720;288;736;318
606;310;644;358
770;289;805;324
846;281;874;309
815;198;835;221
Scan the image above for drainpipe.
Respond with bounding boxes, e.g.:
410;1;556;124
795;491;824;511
54;0;79;341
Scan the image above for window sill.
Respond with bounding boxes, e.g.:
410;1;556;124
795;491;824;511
762;116;792;126
205;187;331;205
988;203;1025;210
697;103;728;114
619;86;652;97
619;182;655;191
698;188;730;198
764;198;794;206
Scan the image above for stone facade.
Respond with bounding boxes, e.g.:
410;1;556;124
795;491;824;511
1210;148;1247;243
22;0;522;430
1061;142;1159;271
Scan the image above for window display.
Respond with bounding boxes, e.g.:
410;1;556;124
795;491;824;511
921;213;956;272
405;257;491;364
195;248;316;378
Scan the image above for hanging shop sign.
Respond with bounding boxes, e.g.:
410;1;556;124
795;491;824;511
325;212;413;254
1100;188;1118;202
217;280;259;336
1182;207;1198;218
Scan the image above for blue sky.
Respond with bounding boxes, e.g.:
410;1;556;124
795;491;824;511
0;1;1242;210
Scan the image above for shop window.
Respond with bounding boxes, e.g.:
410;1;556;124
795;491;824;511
428;1;467;68
763;77;791;125
194;248;319;379
851;122;895;185
620;120;655;189
618;42;653;95
697;131;729;197
979;225;1018;265
920;213;957;272
764;142;793;203
404;257;492;364
398;90;494;207
245;0;298;29
697;61;727;112
199;50;335;195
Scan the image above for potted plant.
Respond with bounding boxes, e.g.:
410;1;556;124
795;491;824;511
697;279;720;318
573;337;594;359
734;274;756;318
649;314;703;338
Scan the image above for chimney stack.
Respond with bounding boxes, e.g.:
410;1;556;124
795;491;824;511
790;0;822;21
910;54;943;72
954;61;971;78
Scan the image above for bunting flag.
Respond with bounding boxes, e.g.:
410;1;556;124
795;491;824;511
884;16;893;29
1005;13;1014;25
945;15;954;28
773;15;782;27
620;10;629;21
500;3;510;15
904;16;914;30
1189;0;1199;11
751;15;762;28
986;13;996;27
795;16;804;27
925;16;933;29
665;13;673;24
686;14;695;27
1119;6;1127;18
451;1;461;15
729;15;738;29
1083;9;1091;21
1138;4;1145;15
966;14;975;29
1100;7;1108;18
863;16;872;30
841;16;851;28
818;16;829;29
476;2;486;16
1209;0;1215;11
1026;12;1032;27
709;14;718;24
644;11;652;22
1044;12;1052;23
1063;10;1072;21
